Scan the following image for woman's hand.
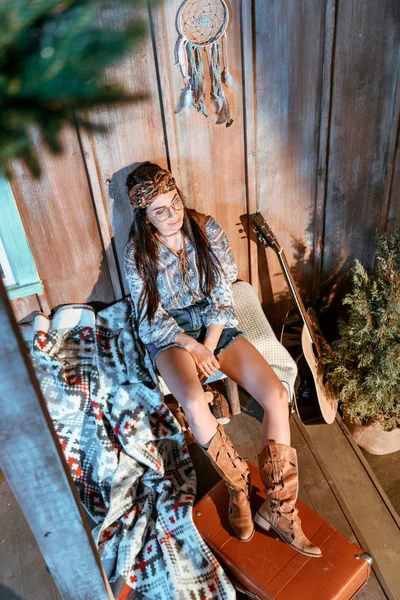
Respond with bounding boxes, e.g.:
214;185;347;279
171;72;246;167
175;333;220;380
190;342;220;381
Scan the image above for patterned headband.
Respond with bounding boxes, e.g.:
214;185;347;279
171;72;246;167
128;169;176;209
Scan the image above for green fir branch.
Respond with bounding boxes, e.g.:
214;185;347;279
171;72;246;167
0;0;152;177
325;232;400;430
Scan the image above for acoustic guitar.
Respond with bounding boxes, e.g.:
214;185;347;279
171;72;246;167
253;211;337;425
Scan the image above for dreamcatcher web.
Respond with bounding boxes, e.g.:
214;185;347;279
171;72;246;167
174;0;233;126
181;0;226;45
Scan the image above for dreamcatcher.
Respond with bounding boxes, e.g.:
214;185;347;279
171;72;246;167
174;0;233;126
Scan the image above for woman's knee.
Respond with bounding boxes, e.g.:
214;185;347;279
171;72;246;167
178;389;208;422
258;381;289;414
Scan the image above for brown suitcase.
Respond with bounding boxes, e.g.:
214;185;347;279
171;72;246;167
193;462;372;600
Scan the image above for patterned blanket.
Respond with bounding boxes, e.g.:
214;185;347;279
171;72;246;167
21;297;235;600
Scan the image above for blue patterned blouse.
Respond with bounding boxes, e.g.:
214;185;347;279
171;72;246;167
124;216;238;347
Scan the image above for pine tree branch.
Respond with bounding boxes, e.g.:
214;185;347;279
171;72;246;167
0;0;154;177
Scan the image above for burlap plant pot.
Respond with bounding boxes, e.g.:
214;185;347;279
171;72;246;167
343;414;400;455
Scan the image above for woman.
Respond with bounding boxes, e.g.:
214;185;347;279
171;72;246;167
124;162;321;557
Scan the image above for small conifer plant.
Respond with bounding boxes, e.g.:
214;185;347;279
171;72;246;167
325;232;400;431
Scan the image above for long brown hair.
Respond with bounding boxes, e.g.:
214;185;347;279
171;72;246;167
126;165;220;323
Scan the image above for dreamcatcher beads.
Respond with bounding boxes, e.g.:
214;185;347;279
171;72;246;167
174;0;233;126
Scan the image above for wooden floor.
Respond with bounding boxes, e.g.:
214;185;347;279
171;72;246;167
0;471;62;600
360;448;400;517
1;393;399;600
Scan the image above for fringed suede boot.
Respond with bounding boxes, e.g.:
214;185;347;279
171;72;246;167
198;424;254;542
254;440;322;557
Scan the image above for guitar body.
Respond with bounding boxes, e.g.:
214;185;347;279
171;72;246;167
280;310;330;425
253;211;338;425
300;313;337;424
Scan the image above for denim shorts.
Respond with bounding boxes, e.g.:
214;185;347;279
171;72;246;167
146;300;243;369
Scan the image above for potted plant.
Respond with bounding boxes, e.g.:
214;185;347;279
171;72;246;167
324;232;400;455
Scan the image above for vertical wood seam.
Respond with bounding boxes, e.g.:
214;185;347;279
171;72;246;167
313;0;338;308
149;1;184;188
36;290;51;315
240;0;259;295
74;120;123;300
148;0;171;171
240;0;252;284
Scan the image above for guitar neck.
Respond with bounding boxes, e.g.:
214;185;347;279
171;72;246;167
252;212;320;351
277;249;315;344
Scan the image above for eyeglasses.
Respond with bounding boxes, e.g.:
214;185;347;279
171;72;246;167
152;196;184;222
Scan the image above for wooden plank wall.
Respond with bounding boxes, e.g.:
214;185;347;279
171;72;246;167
7;0;400;334
254;0;330;328
320;0;400;327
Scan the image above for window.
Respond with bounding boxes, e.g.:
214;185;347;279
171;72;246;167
0;175;43;300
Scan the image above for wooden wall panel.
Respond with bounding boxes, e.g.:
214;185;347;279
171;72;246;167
254;0;327;329
81;3;168;298
320;0;400;316
152;0;249;283
9;127;115;311
4;0;400;328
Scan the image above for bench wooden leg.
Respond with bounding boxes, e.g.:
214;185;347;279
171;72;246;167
224;378;241;415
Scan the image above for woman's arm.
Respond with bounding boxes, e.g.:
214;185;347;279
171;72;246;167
203;323;225;352
202;216;239;329
124;241;183;346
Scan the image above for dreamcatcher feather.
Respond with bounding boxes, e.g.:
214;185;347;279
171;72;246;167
174;0;233;126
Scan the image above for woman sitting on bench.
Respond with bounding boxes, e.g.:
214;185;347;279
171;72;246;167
123;162;321;558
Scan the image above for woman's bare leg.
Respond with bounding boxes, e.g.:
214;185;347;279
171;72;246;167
157;349;254;541
156;347;218;447
218;337;290;447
